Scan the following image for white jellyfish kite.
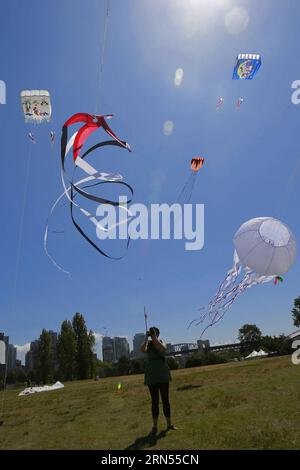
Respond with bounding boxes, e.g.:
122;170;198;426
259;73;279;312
190;217;297;334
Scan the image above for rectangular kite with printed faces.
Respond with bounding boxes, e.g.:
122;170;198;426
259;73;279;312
232;54;261;80
20;90;52;123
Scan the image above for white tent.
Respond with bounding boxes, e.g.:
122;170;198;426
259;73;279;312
245;349;268;359
257;349;268;357
19;381;64;396
245;350;259;359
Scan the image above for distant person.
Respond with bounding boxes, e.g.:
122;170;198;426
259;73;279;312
141;327;176;434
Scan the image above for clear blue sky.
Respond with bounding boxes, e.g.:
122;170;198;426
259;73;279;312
0;0;300;360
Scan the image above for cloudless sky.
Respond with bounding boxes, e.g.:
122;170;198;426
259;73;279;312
1;0;300;361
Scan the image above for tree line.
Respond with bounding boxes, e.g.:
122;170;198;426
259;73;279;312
27;313;96;384
2;295;300;385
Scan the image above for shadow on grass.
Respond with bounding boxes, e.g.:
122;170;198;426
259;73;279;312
125;430;167;450
177;384;202;392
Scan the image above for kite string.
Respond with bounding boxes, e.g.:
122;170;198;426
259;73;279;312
177;172;196;205
95;0;110;115
0;140;33;422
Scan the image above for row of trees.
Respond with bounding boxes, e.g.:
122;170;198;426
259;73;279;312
28;313;95;384
238;324;293;356
94;356;179;379
184;324;294;369
4;295;300;384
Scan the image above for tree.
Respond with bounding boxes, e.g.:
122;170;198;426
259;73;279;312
130;358;144;374
185;352;227;368
167;357;179;370
118;356;131;375
238;324;262;354
72;313;93;380
36;329;53;384
292;296;300;327
185;354;203;368
97;361;116;377
261;334;287;353
57;320;77;381
278;338;293;356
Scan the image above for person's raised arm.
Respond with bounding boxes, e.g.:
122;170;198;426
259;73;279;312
140;332;149;353
151;332;167;353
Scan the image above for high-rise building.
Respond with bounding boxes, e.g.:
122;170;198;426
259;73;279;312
102;336;115;363
0;333;17;370
197;339;210;353
25;339;40;371
7;344;17;371
133;333;146;358
114;337;130;361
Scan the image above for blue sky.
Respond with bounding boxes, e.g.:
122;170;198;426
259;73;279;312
1;0;300;361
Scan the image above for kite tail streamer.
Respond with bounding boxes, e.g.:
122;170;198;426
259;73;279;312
45;128;134;274
189;251;274;336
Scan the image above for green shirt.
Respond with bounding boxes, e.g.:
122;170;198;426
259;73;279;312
144;341;172;386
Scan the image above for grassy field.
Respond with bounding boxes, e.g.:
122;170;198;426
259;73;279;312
0;355;300;450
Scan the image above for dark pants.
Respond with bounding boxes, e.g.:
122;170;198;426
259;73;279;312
148;383;171;419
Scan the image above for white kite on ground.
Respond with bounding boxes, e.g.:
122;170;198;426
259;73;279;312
19;381;64;396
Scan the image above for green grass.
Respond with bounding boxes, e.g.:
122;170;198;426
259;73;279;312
1;356;300;450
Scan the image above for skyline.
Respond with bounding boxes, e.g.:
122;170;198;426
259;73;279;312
1;0;300;365
4;307;296;365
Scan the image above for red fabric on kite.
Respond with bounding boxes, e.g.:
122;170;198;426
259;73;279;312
62;113;130;166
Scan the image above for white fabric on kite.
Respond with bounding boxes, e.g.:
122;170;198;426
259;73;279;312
234;217;297;276
21;90;52;123
19;381;64;396
191;217;297;335
0;340;6;365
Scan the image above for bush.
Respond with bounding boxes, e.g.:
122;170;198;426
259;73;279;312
167;357;179;370
185;352;228;368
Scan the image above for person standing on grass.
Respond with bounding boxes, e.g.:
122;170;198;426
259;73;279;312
140;326;177;434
